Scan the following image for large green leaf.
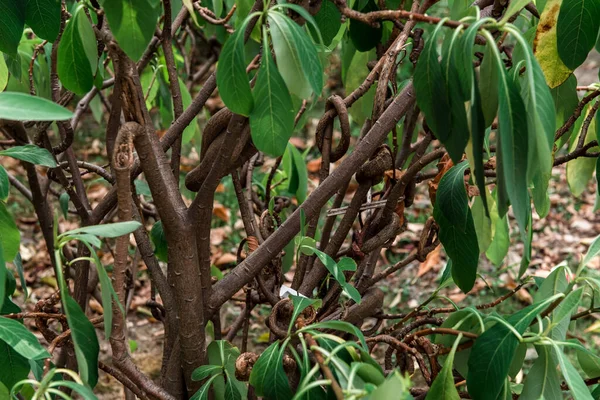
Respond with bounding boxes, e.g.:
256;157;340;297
269;12;323;99
552;343;594;400
0;317;49;360
434;162;479;292
249;31;295;157
478;44;499;128
426;335;461;400
487;32;530;239
441;30;469;163
0;145;57;167
435;161;470;230
63;294;99;387
25;0;61;42
349;0;382;52
414;22;451;141
0;1;25;54
577;348;600;378
206;340;247;400
0;92;73;121
520;346;562;400
312;0;342;47
98;0;161;61
467;297;559;400
534;266;569;340
507;27;556;218
0;341;30;391
556;0;600;70
57;4;98;95
249;341;292;399
216;19;253;116
434;208;479;293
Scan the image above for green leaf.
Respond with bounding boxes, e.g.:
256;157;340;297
224;369;242;400
534;0;573;88
0;317;49;360
180;78;199;143
249;341;292;399
434;162;479;292
426;335;462;400
59;192;69;218
349;0;382;52
0;1;25;54
288;295;322;334
216;18;253;116
269;12;323;99
192;365;223;381
577;348;600;378
556;0;600;70
282;143;308;203
567;106;598;196
301;320;367;349
0;145;57;167
521;346;562;400
552;343;594;400
191;373;222;400
441;30;469;163
488;33;530;239
507;28;556;218
150;221;168;262
0;166;9;202
500;0;532;23
467;296;560;400
582;234;600;269
414;21;451;142
12;253;27;299
470;72;489;214
479;43;499;127
249;30;295;157
352;361;385;386
61;221;142;239
312;0;342;47
311;248;361;304
0;202;20;261
435;161;469;230
98;0;161;61
343;48;375;125
0;92;74;121
0;55;8;91
25;0;61;42
369;371;412;399
553;287;583;323
472;194;492;254
63;294;99;387
552;75;579;149
206;341;247;399
57;4;98;94
0;341;30;391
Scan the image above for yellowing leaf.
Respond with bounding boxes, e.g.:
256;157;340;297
534;0;573;88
